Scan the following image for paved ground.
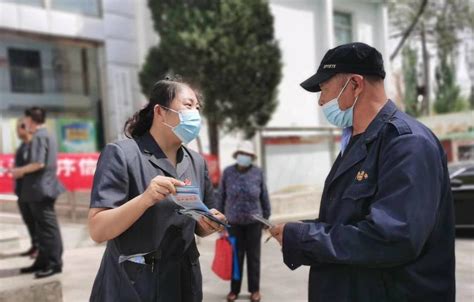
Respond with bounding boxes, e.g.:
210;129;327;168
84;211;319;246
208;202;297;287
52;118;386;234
1;213;473;301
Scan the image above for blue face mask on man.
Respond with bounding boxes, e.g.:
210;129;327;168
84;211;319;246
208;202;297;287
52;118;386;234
322;78;359;128
160;106;202;144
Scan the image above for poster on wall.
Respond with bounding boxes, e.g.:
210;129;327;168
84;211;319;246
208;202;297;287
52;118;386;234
56;119;97;153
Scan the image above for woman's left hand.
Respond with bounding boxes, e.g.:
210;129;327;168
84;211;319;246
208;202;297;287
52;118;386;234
196;209;227;237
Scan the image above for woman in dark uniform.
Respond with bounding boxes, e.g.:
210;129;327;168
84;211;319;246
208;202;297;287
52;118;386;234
88;77;227;302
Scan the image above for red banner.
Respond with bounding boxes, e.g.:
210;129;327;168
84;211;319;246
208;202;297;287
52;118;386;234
0;153;99;193
202;154;221;186
1;152;221;194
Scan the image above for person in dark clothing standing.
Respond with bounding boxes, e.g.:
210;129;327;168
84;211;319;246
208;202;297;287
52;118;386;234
12;107;65;279
269;43;455;302
14;117;38;258
218;141;271;302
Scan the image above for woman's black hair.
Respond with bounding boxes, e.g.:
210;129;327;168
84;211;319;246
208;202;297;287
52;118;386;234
124;75;193;138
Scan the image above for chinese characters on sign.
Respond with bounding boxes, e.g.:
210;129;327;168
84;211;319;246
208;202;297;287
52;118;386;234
0;153;99;193
1;153;221;193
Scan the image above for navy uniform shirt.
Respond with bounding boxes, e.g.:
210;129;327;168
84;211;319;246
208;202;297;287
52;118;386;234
21;127;65;202
282;100;455;302
14;142;29;198
89;132;216;302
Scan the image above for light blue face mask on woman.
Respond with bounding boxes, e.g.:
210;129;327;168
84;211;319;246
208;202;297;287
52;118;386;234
236;154;253;167
160;106;202;144
322;78;359;128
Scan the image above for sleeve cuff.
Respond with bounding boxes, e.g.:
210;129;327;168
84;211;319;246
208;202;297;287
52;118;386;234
282;222;307;270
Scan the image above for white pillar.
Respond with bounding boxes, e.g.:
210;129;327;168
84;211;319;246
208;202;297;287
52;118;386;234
377;2;395;98
322;0;335;49
101;0;140;142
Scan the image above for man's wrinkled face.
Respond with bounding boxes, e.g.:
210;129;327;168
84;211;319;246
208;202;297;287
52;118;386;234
318;74;360;110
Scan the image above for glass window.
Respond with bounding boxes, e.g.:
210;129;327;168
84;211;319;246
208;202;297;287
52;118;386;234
458;145;474;161
2;0;43;7
8;48;43;93
51;0;101;17
455;171;474;186
1;33;104;154
334;12;353;46
451;166;474;185
47;46;91;95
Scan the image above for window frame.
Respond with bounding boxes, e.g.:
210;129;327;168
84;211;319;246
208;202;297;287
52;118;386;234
333;11;353;46
8;48;44;94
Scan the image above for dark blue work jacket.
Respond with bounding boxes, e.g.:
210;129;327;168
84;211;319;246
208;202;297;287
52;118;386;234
283;100;455;302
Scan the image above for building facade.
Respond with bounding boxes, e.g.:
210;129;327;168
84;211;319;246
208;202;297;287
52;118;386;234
0;0;390;193
215;0;391;193
0;0;153;153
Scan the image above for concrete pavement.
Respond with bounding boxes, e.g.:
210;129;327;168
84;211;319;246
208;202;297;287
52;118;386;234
1;213;473;302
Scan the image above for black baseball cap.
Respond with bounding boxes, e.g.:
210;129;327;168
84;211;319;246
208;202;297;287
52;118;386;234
300;42;386;92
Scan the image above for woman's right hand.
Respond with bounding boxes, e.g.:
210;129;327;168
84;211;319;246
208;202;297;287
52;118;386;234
142;176;185;207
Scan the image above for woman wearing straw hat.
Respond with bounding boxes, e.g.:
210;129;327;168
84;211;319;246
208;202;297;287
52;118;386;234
218;140;271;302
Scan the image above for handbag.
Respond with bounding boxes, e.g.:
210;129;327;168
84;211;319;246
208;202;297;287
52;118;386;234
211;235;233;280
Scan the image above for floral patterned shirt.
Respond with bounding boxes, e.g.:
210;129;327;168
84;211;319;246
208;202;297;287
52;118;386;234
218;165;271;225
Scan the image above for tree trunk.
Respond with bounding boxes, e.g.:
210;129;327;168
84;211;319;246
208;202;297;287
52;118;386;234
420;21;431;116
470;85;474;109
390;0;429;61
208;119;220;157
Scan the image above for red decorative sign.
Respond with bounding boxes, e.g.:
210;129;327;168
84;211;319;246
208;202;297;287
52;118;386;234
0;153;99;194
1;152;221;193
202;153;221;187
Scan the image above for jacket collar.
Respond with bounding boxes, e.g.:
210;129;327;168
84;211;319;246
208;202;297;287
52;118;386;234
361;99;398;144
135;132;190;179
328;100;398;186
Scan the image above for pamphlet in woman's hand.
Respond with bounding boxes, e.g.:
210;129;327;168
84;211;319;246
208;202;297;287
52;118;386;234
170;186;209;212
171;186;230;228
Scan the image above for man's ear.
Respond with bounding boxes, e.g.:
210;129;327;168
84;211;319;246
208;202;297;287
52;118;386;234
351;75;364;96
350;75;363;88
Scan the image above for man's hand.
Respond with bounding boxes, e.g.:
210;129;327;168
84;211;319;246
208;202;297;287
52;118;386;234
11;163;44;179
11;168;24;179
269;223;286;246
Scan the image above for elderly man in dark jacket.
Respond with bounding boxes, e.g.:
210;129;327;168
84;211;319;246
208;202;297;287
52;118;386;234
270;43;455;302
